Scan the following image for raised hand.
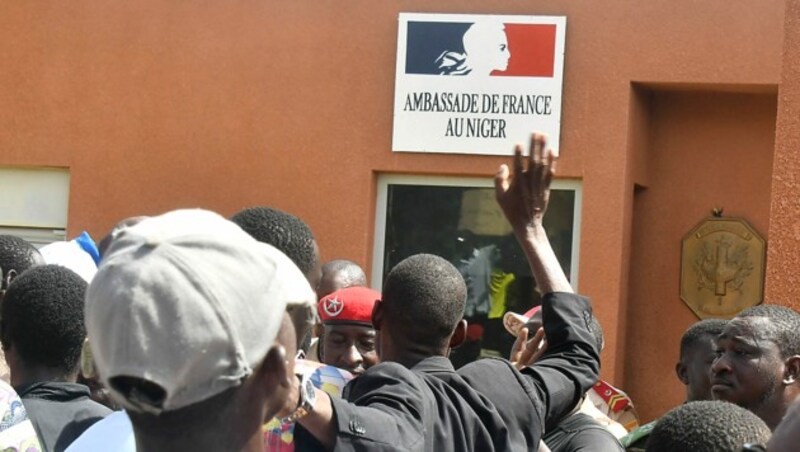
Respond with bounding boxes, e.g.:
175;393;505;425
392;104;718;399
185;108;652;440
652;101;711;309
494;133;557;233
494;132;571;294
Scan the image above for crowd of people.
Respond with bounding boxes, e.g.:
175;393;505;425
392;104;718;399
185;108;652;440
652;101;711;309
0;134;799;451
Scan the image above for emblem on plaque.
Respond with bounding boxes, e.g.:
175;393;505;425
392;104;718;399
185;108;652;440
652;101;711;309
680;215;766;319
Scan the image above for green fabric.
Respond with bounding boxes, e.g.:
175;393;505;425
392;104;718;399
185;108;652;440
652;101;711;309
620;419;658;449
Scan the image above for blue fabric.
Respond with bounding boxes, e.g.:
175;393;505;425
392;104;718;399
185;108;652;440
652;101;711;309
74;231;100;265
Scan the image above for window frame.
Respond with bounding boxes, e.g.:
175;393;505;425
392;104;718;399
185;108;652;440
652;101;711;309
371;174;582;291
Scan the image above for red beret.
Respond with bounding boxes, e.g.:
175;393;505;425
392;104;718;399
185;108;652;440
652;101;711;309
318;287;381;325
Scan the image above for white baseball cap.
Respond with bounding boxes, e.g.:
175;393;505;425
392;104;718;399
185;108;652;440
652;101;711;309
85;209;315;413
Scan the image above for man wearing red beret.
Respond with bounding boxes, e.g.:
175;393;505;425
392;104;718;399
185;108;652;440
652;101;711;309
316;287;380;376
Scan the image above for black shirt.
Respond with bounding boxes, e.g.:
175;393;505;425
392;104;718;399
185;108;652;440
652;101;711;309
296;291;600;451
17;381;112;452
544;413;624;452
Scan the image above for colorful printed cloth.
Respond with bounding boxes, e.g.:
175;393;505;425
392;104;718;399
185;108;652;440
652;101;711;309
263;360;353;451
0;380;42;452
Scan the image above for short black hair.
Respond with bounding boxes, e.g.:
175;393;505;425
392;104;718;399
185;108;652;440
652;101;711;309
319;259;367;296
736;304;800;359
230;207;317;276
647;400;770;452
0;265;88;373
382;254;466;348
322;260;366;284
0;235;43;289
679;319;727;360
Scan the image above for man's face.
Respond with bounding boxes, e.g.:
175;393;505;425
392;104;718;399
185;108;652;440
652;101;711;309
488;29;511;71
262;313;297;422
680;334;718;401
320;324;377;375
711;317;785;411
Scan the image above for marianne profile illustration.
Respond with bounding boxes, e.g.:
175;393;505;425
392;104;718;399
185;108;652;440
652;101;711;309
435;22;510;76
404;19;557;78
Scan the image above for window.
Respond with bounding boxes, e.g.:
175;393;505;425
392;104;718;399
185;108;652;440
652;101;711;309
372;174;581;366
0;167;70;247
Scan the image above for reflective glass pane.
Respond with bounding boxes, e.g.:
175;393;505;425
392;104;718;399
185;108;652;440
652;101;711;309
381;184;576;367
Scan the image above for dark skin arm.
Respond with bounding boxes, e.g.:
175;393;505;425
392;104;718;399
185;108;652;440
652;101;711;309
294;388;336;448
494;132;572;294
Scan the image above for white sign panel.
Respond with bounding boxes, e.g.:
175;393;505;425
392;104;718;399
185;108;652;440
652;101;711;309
392;13;566;156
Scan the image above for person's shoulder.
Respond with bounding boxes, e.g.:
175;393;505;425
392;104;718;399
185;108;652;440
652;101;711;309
64;411;135;452
364;361;416;377
619;419;658;449
80;397;114;417
459;356;515;374
346;362;424;396
458;357;527;389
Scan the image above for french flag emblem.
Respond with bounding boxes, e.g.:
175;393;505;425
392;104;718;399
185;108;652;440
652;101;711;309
404;21;557;77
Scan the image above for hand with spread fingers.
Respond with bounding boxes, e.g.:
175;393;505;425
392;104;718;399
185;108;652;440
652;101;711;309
494;132;557;234
494;132;571;294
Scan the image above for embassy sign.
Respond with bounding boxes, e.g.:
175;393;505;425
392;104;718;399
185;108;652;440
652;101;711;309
392;13;567;156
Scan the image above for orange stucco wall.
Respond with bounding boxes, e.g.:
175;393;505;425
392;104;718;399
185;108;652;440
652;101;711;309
0;1;789;421
625;90;777;420
767;0;800;311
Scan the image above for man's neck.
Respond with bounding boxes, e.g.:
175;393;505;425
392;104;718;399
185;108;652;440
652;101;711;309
382;343;448;370
755;391;794;431
11;364;76;389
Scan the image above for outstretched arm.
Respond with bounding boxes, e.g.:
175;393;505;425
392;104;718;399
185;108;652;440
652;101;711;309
496;133;599;429
494;133;572;294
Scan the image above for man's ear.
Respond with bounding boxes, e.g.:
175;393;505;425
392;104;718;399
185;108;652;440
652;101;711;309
783;355;800;385
317;328;325;361
675;362;689;385
259;344;291;395
449;319;468;349
371;300;383;330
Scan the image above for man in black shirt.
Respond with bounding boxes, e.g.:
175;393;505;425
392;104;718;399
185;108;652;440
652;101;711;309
290;133;600;451
1;265;111;451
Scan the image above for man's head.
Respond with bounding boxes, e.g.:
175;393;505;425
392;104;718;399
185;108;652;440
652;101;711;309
710;304;800;428
85;209;315;448
0;265;88;385
317;287;380;375
317;259;367;298
373;254;467;365
0;235;44;296
230;207;321;289
647;400;770;452
676;319;727;402
231;207;321;351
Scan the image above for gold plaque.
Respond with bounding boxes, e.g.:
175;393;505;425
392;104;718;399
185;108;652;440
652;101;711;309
680;217;766;319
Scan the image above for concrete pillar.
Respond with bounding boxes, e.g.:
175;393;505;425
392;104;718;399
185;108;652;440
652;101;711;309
766;0;800;309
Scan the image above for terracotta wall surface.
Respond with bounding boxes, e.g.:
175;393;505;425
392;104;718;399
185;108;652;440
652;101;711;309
625;90;777;421
767;0;800;310
0;1;785;391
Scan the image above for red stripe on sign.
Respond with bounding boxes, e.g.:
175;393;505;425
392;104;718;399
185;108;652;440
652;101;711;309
492;24;557;77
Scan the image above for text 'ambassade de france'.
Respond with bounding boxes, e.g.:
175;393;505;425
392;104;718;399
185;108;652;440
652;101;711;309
403;92;553;116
